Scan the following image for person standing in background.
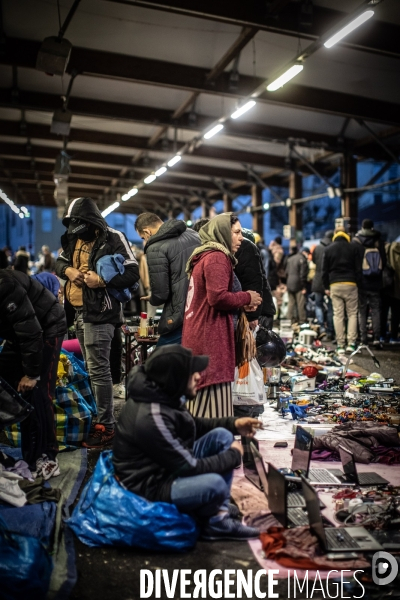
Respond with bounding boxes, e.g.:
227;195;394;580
312;231;334;339
285;244;308;324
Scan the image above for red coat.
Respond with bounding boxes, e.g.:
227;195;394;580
182;251;251;390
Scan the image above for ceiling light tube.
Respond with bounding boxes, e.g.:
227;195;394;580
324;11;374;49
231;100;256;120
101;201;120;218
167;155;181;167
144;174;156;184
267;63;303;92
155;166;167;177
204;123;224;140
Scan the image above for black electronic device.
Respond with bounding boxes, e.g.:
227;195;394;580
291;426;345;486
242;436;262;490
338;446;389;487
267;463;309;527
301;477;383;552
274;441;288;448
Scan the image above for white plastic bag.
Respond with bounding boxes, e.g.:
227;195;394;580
232;358;267;406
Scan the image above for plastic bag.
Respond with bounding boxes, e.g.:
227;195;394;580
67;451;198;552
232;358;267;405
0;516;53;600
54;383;94;450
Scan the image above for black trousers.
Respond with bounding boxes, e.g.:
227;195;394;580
109;326;122;385
381;294;400;339
0;336;62;468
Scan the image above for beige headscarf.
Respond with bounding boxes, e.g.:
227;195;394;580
186;213;237;277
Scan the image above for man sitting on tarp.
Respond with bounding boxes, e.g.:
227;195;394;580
113;345;262;541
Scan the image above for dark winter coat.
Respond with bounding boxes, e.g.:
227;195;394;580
0;270;67;378
55;197;139;325
322;236;362;289
112;364;241;502
312;236;332;293
144;220;200;336
285;252;308;293
352;228;386;292
235;239;275;321
13;250;30;274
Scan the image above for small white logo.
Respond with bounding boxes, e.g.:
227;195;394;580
6;302;17;313
372;551;399;585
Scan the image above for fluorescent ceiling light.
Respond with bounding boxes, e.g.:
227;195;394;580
101;201;120;218
267;64;303;92
231;101;256;120
327;186;335;199
186;220;193;227
263;203;270;210
168;155;181;167
18;212;24;219
155;166;167;177
144;174;156;184
204;124;224;140
324;11;374;48
122;188;138;201
21;206;28;213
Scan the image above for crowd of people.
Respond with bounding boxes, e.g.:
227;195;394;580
1;198;400;542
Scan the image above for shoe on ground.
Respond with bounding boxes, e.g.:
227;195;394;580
346;344;357;353
201;516;260;541
389;338;400;344
41;455;60;480
228;503;242;520
82;424;115;449
372;340;383;349
113;382;125;399
337;346;346;355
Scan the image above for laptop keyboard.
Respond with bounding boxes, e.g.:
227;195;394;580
288;508;308;526
287;492;305;507
309;469;339;484
358;472;386;485
325;528;359;549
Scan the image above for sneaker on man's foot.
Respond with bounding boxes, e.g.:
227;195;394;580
113;383;125;399
82;424;115;449
228;503;242;520
372;340;383;349
337;346;346;355
201;516;259;541
346;344;357;353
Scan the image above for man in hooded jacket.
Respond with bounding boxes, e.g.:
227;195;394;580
134;213;200;346
113;344;261;540
312;230;334;338
55;197;139;448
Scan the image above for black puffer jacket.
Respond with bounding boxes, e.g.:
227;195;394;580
144;220;200;335
112;365;240;502
322;236;362;289
235;239;275;321
55;197;139;325
312;236;332;293
352;228;386;292
0;270;67;377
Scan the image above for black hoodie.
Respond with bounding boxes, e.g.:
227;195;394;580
112;347;240;503
144;219;200;335
312;236;332;293
55;197;139;324
352;228;386;292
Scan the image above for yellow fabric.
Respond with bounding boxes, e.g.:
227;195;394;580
330;281;357;286
332;231;350;243
66;239;95;307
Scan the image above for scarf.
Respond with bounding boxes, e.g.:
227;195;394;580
186;213;237;277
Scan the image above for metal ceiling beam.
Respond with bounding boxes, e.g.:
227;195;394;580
357;120;400;165
2;38;400;126
106;0;400;59
0;89;345;152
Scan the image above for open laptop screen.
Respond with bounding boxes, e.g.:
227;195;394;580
338;445;357;481
292;425;312;475
243;437;262;489
250;442;269;496
267;463;287;526
301;476;327;549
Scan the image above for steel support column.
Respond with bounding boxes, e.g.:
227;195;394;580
251;185;263;236
223;192;233;214
289;172;302;238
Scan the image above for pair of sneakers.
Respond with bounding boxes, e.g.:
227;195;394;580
35;454;60;480
337;344;356;355
201;503;260;541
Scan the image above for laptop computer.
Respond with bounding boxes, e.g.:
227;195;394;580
242;436;263;490
267;462;310;527
301;476;383;551
291;426;345;486
338;445;389;487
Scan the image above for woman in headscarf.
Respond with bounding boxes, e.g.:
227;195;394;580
182;213;262;418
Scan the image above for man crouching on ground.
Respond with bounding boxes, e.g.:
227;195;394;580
113;344;262;540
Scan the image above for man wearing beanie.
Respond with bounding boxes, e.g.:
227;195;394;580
113;345;262;541
56;197;139;448
322;227;362;354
